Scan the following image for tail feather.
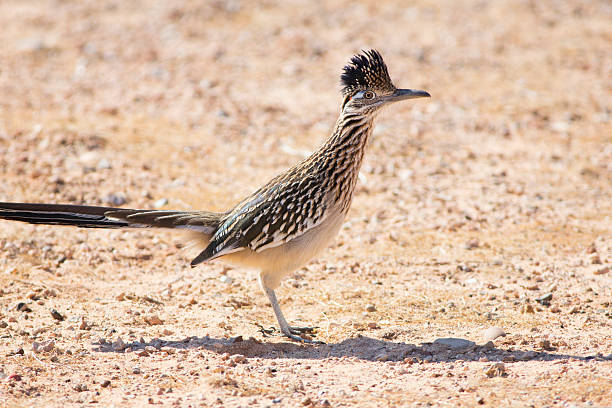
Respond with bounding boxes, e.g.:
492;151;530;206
0;212;127;228
0;202;222;233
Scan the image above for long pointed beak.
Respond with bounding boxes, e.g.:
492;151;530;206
389;88;430;102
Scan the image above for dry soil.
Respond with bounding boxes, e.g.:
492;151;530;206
0;1;611;407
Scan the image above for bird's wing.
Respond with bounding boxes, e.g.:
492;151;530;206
190;176;330;266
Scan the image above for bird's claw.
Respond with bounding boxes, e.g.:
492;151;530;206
284;326;324;344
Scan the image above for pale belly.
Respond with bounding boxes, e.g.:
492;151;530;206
220;210;346;289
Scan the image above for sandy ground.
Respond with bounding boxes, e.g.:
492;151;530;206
0;0;611;407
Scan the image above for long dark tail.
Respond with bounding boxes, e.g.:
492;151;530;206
0;202;222;234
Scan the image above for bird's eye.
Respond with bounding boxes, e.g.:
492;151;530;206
363;91;375;99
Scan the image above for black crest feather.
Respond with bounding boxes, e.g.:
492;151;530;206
340;49;395;96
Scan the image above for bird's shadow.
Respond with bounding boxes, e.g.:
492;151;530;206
92;334;609;363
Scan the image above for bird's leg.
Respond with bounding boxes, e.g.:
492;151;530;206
262;285;322;344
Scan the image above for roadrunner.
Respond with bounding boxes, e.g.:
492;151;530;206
0;50;429;343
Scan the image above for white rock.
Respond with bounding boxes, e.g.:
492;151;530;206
154;198;168;208
483;327;506;342
79;151;100;167
219;275;233;284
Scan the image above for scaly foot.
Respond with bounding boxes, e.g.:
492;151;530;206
283;326;324;344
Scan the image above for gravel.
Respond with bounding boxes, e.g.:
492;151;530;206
0;1;610;407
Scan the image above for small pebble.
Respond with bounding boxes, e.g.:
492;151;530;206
160;347;175;354
32;340;55;353
539;339;553;350
73;383;88;392
8;347;24;356
154;198;168;208
375;352;389;361
112;337;126;352
484;362;506;378
231;354;247;364
535;293;552;306
96;158;111;170
481;341;495;349
101;380;111;388
132;367;141;374
219;275;233;284
79;317;89;330
522;304;535;313
482;327;506;342
50;309;65;321
144;315;163;325
104;193;127;206
16;302;32;312
464;238;480;249
365;304;376;312
26;291;39;300
519;351;537;361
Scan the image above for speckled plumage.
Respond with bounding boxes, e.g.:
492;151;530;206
0;50;430;343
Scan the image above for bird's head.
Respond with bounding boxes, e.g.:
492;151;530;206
340;49;430;114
